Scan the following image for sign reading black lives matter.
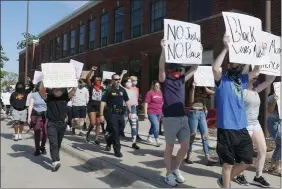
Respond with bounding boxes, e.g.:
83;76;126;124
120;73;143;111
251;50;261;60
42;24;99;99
164;19;202;64
222;12;263;65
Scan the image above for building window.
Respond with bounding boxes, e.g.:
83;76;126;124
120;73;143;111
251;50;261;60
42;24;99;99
88;20;96;50
101;13;109;47
70;29;75;56
188;0;212;21
49;40;54;61
114;6;124;43
55;36;60;60
62;33;67;58
131;0;143;38
79;25;85;53
151;0;166;32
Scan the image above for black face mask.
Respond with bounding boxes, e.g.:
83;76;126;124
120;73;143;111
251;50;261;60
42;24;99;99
227;66;243;87
78;84;84;89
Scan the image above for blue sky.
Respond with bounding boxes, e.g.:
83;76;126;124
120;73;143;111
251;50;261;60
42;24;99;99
1;1;89;74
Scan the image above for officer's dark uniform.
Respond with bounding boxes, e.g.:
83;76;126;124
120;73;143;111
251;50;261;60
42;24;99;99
101;86;129;156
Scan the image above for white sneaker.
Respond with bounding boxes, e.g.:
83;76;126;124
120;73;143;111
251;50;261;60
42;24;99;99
147;136;153;144
156;138;163;147
172;169;185;183
52;161;61;171
66;125;71;131
13;134;19;141
164;173;178;187
18;134;22;140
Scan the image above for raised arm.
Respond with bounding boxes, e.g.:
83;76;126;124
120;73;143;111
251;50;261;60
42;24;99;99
159;40;166;82
256;75;276;93
185;65;199;82
38;82;47;100
120;70;127;82
248;65;261;81
242;64;250;74
86;66;97;86
68;87;77;99
212;35;230;82
189;82;196;104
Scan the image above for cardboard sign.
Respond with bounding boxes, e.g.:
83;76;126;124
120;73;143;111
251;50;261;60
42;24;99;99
273;82;281;117
1;92;11;105
259;32;281;76
222;12;263;65
41;63;78;88
194;66;221;87
80;70;93;79
103;71;115;80
164;19;202;64
70;59;84;79
33;71;43;84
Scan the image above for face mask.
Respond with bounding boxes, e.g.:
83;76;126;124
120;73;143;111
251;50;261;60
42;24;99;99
53;90;63;97
125;82;132;88
132;81;137;86
78;84;84;89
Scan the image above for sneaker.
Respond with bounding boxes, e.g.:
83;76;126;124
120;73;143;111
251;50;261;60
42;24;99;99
234;174;249;186
94;140;100;145
86;133;91;143
18;134;22;140
40;147;47;155
137;135;142;141
164;173;178;187
217;177;231;188
132;143;140;150
13;134;19;141
147;136;153;144
253;176;270;188
34;149;41;156
184;158;194;164
156;138;162;147
114;152;123;158
52;161;61;172
172;169;185;183
66;125;71;131
78;132;84;136
105;145;111;151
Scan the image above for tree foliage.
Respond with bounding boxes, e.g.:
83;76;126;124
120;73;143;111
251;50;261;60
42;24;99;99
0;45;9;79
1;72;18;87
17;32;39;50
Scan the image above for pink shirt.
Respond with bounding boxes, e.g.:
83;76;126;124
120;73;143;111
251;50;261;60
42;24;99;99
130;86;139;105
145;90;163;115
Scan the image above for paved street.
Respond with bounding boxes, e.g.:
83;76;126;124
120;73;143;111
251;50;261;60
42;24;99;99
1;115;281;188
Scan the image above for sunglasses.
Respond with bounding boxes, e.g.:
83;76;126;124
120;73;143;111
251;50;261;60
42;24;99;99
113;78;121;81
168;68;182;72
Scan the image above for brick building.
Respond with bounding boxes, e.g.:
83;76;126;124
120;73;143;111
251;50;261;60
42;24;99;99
19;0;281;102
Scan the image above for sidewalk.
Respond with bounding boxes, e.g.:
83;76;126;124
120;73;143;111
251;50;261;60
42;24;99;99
2;116;281;188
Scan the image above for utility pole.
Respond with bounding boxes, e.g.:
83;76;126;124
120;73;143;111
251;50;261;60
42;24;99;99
25;0;30;84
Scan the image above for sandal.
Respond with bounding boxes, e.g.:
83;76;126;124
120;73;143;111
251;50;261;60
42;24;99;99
185;158;194;164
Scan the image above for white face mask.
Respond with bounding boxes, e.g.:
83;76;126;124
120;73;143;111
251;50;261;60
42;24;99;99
132;81;137;86
125;82;132;88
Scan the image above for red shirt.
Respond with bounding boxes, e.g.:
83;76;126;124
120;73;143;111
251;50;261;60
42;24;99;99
145;90;163;115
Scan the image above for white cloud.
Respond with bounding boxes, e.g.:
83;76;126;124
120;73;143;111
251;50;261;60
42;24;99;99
59;1;90;11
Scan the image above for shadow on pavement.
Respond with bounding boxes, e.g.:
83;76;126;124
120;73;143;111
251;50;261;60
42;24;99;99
71;156;194;188
8;144;53;171
1;133;15;140
127;147;164;158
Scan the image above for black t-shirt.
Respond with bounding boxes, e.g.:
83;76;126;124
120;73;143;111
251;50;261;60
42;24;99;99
46;90;70;122
101;87;129;109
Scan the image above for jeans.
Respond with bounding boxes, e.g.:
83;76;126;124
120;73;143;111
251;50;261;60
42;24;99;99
188;110;210;156
267;117;281;161
125;106;137;138
148;114;161;139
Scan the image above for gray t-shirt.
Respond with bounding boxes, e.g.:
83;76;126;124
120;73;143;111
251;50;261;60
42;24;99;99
243;89;260;126
72;87;89;106
32;92;47;112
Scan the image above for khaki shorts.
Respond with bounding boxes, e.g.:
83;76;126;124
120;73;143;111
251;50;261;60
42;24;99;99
163;116;190;144
11;109;27;122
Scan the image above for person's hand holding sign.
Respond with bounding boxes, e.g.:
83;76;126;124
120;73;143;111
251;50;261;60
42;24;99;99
223;34;231;51
160;39;166;50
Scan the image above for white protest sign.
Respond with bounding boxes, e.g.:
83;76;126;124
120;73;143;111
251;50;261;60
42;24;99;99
194;66;221;87
258;32;281;76
41;63;78;88
33;71;43;84
222;12;263;65
80;70;92;79
1;92;11;105
164;19;202;64
70;59;84;79
273;82;281;117
103;71;115;80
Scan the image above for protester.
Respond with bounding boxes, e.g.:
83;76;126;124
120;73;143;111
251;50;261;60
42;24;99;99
27;82;48;156
1;88;12;116
71;79;89;136
185;81;217;166
267;86;281;176
212;35;261;188
85;66;103;145
38;83;76;171
159;39;199;186
10;78;34;141
121;75;140;150
144;80;163;147
66;100;73;132
100;74;132;158
100;79;112;134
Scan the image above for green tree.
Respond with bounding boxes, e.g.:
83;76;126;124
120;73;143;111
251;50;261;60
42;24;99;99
17;32;39;50
1;72;18;87
0;45;9;78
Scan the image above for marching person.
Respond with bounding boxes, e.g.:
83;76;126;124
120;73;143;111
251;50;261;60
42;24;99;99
71;79;89;136
159;39;199;186
27;82;48;156
185;81;218;166
267;86;281;176
100;73;132;158
85;66;103;145
66;99;73;132
212;35;260;188
233;65;275;187
38;82;76;171
10;78;34;141
144;80;163;147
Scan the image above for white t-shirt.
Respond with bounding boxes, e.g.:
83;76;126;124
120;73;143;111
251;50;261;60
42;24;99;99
125;88;137;106
72;87;89;106
243;89;260;126
1;92;11;105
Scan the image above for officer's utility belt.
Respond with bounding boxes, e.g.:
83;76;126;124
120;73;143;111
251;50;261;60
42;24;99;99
109;108;124;115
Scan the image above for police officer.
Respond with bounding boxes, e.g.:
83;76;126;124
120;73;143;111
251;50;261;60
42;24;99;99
100;73;132;158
